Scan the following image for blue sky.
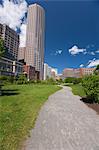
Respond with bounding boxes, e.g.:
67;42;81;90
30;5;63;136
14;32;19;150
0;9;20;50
0;0;99;73
27;0;99;73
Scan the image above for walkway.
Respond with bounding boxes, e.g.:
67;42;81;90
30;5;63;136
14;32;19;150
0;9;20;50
22;86;99;150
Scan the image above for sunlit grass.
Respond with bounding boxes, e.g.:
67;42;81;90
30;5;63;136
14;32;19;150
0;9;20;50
0;84;61;150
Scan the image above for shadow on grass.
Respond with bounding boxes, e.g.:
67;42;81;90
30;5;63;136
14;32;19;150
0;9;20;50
80;97;94;104
2;89;19;96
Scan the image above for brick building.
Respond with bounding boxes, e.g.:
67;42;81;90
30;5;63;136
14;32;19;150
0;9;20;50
62;68;95;79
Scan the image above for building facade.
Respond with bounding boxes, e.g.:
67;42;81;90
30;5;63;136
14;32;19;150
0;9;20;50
44;63;48;80
23;65;35;80
79;68;95;77
44;63;58;80
62;68;95;79
0;23;19;60
25;4;45;80
18;47;26;60
0;57;23;76
63;68;75;78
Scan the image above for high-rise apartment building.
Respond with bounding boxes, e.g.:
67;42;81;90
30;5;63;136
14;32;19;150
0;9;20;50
0;23;19;60
18;47;26;60
25;4;45;80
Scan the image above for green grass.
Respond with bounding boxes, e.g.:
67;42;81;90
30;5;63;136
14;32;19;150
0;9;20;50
69;84;86;97
0;84;61;150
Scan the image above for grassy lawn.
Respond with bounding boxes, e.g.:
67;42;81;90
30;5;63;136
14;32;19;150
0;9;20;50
69;84;86;97
0;84;61;150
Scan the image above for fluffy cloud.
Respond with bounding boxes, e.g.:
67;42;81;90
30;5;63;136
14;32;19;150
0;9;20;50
20;23;26;47
69;45;86;55
79;64;84;68
0;0;27;47
0;0;27;30
87;59;99;68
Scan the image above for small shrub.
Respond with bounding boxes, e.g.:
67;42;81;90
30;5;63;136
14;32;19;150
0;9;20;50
64;77;82;84
82;75;99;103
72;78;82;84
16;74;28;84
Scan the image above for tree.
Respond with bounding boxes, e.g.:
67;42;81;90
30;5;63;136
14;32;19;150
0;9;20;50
0;38;5;57
94;65;99;75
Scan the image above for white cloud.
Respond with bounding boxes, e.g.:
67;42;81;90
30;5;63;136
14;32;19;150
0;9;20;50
0;0;27;30
56;50;62;55
20;23;26;47
96;50;99;53
87;59;99;68
69;45;86;55
51;49;63;56
90;51;95;55
79;64;84;68
0;0;27;47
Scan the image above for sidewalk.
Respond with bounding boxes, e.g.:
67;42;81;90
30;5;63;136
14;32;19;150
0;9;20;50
22;86;99;150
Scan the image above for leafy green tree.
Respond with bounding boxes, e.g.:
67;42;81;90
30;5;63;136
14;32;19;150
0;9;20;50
0;38;5;57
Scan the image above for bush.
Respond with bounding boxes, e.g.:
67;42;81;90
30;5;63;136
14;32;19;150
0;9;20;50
40;78;57;85
46;78;57;85
0;75;9;84
82;75;99;103
64;77;82;84
16;74;28;84
72;78;82;84
0;75;15;85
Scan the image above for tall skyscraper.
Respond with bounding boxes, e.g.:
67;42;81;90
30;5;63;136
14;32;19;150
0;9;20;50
25;4;45;80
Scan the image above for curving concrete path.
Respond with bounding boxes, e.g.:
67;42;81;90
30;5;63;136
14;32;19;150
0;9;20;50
22;86;99;150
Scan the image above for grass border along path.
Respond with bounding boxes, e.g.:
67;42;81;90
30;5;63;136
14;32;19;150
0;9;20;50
0;84;61;150
68;84;86;97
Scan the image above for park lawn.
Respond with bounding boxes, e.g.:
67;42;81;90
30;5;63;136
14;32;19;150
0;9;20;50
69;84;86;97
0;84;61;150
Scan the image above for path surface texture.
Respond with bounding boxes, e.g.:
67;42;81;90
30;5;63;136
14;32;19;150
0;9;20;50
22;86;99;150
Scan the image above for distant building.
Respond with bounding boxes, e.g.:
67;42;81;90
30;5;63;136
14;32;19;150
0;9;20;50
62;68;95;78
18;47;26;60
44;63;48;80
74;69;80;78
25;4;45;80
51;68;58;75
79;68;95;77
44;63;58;80
63;68;75;78
56;74;63;80
0;23;19;60
51;71;56;79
